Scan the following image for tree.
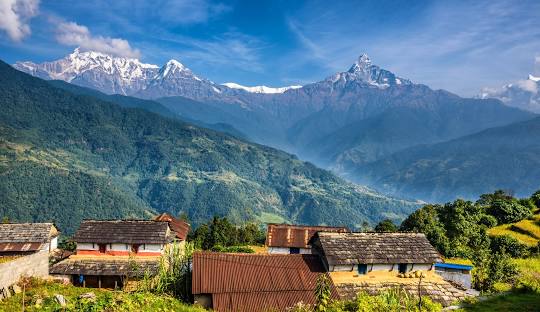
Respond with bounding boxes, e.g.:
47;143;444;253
490;235;529;258
477;189;514;206
374;219;397;232
315;274;332;312
531;190;540;208
487;200;532;224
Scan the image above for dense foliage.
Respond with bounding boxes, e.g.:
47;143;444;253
400;190;537;259
0;60;419;233
0;278;205;312
374;219;398;232
400;189;540;293
189;216;265;251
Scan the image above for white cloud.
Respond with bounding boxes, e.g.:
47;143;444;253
55;21;140;58
0;0;39;41
516;79;538;93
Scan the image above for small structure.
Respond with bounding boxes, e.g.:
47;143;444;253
311;232;471;306
434;262;473;289
265;223;348;254
50;220;175;289
154;212;190;241
192;252;338;312
0;223;58;298
0;223;59;255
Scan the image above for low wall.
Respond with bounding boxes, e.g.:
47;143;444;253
0;251;49;290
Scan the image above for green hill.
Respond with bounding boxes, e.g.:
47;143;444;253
0;61;418;233
356;117;540;202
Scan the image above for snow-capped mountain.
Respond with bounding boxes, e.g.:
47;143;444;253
326;53;411;88
14;48;222;99
222;82;302;94
14;48;159;95
480;74;540;113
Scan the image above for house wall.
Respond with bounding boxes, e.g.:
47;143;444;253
330;263;434;273
0;251;49;291
435;268;472;289
268;247;311;254
76;243;163;256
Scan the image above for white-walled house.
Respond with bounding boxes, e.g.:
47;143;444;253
310;232;471;306
50;220;176;289
0;223;59;255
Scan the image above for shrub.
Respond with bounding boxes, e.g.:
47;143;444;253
487;200;532;224
490;235;530;258
374;219;398;232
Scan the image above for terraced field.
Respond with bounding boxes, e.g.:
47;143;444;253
488;209;540;247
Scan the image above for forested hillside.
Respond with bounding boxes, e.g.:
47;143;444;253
356;117;540;202
0;61;418;233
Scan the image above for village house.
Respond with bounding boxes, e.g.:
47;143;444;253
50;220;178;289
311;232;471;306
265;223;349;254
434;262;474;289
0;223;59;299
191;252;338;312
0;223;59;256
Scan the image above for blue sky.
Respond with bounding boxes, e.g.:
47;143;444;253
1;0;539;96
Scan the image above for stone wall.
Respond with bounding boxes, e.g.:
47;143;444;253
0;251;49;298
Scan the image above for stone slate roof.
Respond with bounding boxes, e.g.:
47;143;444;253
72;220;172;244
266;223;349;249
316;232;442;265
0;223;58;244
154;213;190;241
50;258;160;277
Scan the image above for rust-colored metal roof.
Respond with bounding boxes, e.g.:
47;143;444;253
266;224;349;249
0;242;44;252
153;213;190;241
192;252;338;312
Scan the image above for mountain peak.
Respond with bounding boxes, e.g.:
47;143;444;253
357;53;372;66
165;59;186;70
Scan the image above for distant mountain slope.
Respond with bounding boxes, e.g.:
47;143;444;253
0;60;419;233
47;80;247;140
356;117;540;202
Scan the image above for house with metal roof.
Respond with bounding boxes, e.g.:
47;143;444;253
191;252;338;312
434;262;474;289
0;223;59;255
311;232;471;306
265;223;349;254
153;213;190;241
50;220;175;289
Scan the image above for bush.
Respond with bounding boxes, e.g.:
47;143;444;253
374;219;398;232
472;250;519;293
490;235;530;258
210;245;254;253
487;200;532;224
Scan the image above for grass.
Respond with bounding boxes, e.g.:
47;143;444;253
0;279;207;312
0;256;21;264
457;292;540;311
488;214;540;247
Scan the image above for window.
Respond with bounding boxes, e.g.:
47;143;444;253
131;244;140;253
290;247;300;254
357;264;368;275
398;263;408;274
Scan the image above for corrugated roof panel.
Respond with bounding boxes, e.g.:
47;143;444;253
266;224;349;248
192;252;338;312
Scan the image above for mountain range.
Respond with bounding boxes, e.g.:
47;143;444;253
0;59;419;233
14;49;539;202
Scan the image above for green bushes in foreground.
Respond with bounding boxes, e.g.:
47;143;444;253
0;278;206;312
